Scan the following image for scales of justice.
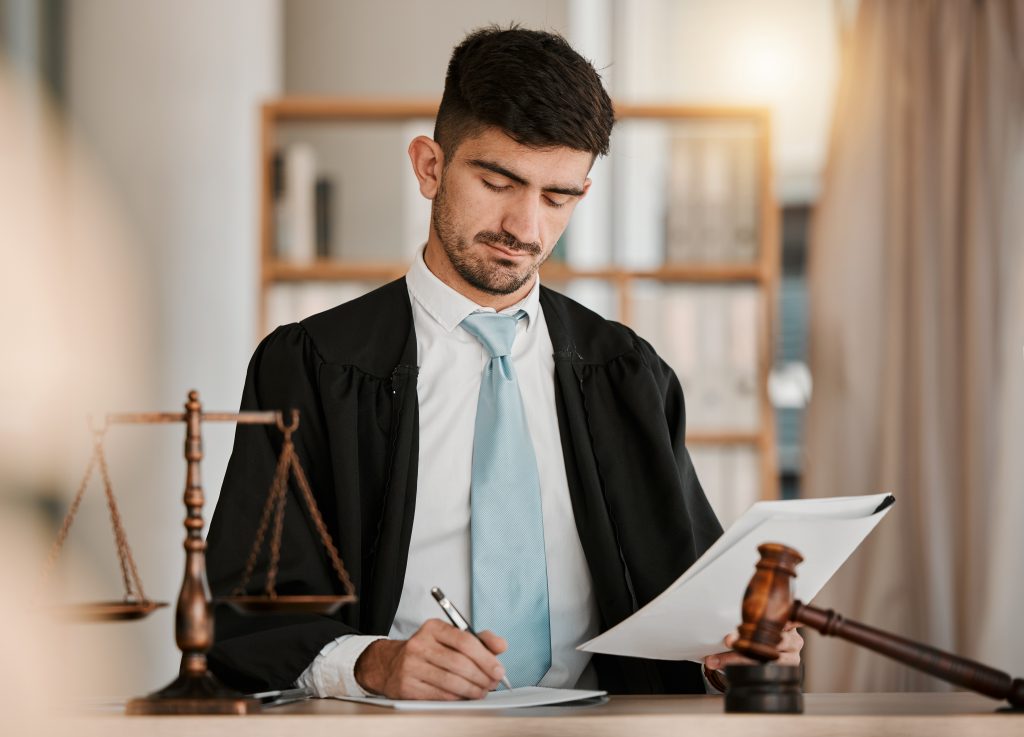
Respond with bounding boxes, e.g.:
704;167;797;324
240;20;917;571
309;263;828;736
43;389;356;715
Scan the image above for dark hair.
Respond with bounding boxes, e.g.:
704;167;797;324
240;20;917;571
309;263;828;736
434;25;615;160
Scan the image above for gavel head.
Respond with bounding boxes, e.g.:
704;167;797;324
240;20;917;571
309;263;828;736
732;543;803;662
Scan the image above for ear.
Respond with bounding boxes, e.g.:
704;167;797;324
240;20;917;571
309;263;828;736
408;135;444;199
579;178;592;201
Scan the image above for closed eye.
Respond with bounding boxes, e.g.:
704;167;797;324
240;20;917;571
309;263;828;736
482;179;511;192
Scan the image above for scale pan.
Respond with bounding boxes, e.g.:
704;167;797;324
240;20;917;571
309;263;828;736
219;594;357;616
55;600;168;622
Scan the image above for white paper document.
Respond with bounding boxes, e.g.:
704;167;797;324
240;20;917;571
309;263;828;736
579;492;895;662
335;686;606;711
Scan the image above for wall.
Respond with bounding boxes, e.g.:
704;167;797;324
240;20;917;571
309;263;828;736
284;0;569;96
612;0;839;203
63;0;280;698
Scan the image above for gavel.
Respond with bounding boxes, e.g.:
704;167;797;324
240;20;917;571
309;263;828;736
730;543;1023;710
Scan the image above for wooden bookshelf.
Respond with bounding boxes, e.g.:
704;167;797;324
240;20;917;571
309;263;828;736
257;98;779;502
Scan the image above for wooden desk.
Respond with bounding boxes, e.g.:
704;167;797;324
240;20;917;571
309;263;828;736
69;692;1020;737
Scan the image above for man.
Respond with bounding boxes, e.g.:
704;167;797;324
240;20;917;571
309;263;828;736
207;26;801;701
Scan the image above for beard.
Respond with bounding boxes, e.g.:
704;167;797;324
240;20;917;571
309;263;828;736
431;174;546;296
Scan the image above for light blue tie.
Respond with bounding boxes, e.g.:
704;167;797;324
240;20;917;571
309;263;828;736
460;310;551;688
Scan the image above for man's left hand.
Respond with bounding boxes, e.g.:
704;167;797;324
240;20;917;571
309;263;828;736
703;623;804;671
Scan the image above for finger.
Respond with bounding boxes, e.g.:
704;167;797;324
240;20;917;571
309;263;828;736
433;624;507;682
778;629;803;651
421;642;499;691
777;650;801;666
763;629;803;667
476;629;508;655
403;677;462;701
707;651;756;669
413;659;491;700
408;622;500;691
704;651;727;670
723;632;738;648
778;629;804;656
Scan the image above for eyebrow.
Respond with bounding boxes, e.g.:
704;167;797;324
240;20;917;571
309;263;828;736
468;158;586;198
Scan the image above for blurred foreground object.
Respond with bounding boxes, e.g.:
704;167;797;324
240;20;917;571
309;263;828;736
0;59;147;730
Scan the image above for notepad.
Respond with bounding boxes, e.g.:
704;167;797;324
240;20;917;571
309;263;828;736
335;686;607;710
579;492;895;661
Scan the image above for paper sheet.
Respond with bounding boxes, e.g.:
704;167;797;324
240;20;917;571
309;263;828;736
578;493;894;661
335;686;606;711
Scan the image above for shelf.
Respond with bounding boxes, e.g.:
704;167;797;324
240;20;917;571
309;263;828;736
685;432;762;446
264;98;439;121
540;262;765;283
265;260;409;283
258;98;780;504
264;260;766;284
262;99;772;124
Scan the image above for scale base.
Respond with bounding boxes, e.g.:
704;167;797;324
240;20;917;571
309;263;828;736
126;670;261;715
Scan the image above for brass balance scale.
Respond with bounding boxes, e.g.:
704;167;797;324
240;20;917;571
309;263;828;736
43;390;356;715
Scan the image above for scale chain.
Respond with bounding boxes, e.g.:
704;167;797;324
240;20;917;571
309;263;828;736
96;436;148;603
233;428;356;600
233;438;292;597
289;452;356;598
42;445;99;583
265;444;292;597
42;430;149;604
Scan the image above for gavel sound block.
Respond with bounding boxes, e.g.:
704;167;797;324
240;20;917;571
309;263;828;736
724;543;1024;714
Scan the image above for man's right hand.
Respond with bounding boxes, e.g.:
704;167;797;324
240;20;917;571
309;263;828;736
353;618;508;700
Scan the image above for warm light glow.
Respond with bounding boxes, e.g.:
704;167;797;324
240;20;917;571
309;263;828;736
733;31;800;97
667;0;840;200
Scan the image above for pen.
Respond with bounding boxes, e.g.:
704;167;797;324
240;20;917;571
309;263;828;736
431;586;513;691
246;686;313;706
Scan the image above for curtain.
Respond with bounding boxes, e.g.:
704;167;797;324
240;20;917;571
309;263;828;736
803;0;1024;691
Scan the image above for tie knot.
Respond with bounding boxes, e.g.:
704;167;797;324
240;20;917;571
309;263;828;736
460;311;523;357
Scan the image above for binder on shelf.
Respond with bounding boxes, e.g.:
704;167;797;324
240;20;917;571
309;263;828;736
689;445;761;527
665;135;699;265
664;123;762;266
630;283;759;434
314;177;333;260
274;143;317;264
731;134;759;262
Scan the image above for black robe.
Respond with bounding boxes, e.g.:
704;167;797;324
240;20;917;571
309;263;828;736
206;278;723;694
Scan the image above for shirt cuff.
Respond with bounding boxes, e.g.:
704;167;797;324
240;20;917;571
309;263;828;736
295;634;387;698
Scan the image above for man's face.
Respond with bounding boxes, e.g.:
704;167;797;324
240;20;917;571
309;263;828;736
429;127;592;298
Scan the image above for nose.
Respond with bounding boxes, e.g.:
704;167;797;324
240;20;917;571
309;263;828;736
500;190;542;247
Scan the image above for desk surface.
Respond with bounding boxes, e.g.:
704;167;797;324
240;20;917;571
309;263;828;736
68;692;1020;737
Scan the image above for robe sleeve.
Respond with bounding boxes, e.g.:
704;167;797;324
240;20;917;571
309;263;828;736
206;323;363;691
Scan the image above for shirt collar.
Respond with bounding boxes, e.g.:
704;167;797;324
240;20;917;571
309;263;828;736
406;245;541;333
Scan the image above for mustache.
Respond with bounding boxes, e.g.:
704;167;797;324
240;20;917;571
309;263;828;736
476;230;543;256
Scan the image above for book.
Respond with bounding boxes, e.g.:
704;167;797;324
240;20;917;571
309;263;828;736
314;177;333;260
279;143;316;264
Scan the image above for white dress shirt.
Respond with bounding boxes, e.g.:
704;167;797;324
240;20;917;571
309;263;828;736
298;248;601;697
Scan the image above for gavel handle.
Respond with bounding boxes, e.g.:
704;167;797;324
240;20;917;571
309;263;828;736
793;600;1024;707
